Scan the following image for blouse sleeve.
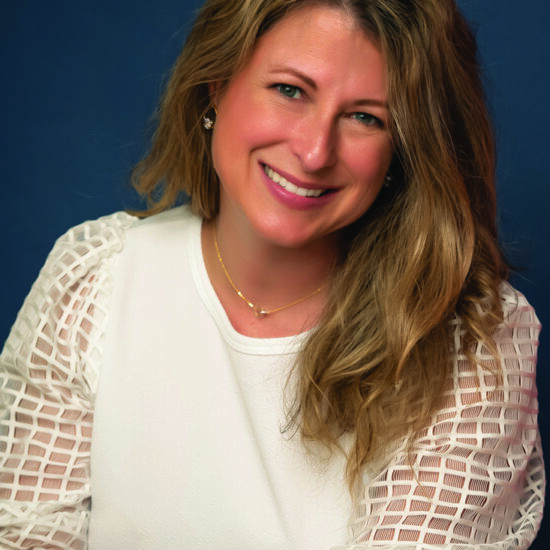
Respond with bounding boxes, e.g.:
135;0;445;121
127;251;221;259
0;212;135;549
333;286;544;550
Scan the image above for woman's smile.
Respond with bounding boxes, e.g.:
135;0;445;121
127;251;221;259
263;164;325;198
260;161;340;212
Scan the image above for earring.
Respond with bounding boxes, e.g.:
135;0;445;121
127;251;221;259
203;107;217;130
384;174;392;188
203;116;214;130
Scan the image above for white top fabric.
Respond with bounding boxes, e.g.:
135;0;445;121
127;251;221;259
0;206;544;549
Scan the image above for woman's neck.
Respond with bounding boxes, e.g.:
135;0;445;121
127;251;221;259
201;216;338;338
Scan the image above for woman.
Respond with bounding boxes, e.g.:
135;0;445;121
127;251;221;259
0;0;543;548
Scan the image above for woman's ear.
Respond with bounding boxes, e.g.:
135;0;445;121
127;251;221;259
208;81;222;106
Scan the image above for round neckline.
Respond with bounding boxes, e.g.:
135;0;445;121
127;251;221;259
186;213;311;356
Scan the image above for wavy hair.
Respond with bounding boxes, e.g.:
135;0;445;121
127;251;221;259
132;0;508;489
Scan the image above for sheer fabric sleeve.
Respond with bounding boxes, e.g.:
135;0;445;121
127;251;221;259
334;286;544;550
0;212;135;549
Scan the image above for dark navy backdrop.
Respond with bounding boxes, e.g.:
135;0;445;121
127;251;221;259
1;1;548;546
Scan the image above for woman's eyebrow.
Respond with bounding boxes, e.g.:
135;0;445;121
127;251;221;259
268;66;318;90
350;98;389;109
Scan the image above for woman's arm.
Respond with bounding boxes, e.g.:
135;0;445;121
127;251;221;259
0;212;134;549
334;287;544;550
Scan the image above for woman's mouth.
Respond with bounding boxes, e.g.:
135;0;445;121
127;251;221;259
263;165;326;197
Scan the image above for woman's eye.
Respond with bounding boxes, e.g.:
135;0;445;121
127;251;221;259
352;112;382;127
276;84;302;99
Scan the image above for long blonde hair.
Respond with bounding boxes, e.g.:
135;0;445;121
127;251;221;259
133;0;507;488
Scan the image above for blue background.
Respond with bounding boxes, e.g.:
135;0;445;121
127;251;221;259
1;1;548;546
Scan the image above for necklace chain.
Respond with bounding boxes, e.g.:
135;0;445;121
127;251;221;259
213;227;324;318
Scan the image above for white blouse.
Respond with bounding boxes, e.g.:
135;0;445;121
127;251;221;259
0;206;544;549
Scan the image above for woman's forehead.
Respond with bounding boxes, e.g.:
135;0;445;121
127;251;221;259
245;5;387;98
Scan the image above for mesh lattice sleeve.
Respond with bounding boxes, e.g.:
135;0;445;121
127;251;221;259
333;287;544;550
0;213;135;549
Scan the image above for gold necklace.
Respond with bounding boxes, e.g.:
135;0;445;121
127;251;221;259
213;227;325;318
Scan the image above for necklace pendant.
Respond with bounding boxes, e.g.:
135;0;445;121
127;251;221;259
213;226;324;320
253;306;268;318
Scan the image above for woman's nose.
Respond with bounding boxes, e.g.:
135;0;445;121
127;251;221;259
292;115;338;172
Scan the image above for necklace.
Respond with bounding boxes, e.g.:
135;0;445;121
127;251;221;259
213;227;325;318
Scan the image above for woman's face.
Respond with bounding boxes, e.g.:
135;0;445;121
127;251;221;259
211;4;393;250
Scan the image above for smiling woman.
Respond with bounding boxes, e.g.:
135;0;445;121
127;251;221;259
0;0;544;549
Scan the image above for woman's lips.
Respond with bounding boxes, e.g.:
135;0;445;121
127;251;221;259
262;163;335;198
260;162;338;211
263;164;326;197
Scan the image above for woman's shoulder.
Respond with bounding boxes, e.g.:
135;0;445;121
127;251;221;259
54;203;193;245
47;210;137;270
46;204;196;271
1;205;197;391
1;211;133;380
499;280;541;335
454;281;541;396
30;204;198;304
449;281;540;393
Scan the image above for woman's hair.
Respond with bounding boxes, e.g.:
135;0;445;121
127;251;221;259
133;0;507;489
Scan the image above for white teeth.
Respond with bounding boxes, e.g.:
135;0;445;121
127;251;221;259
264;165;324;197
